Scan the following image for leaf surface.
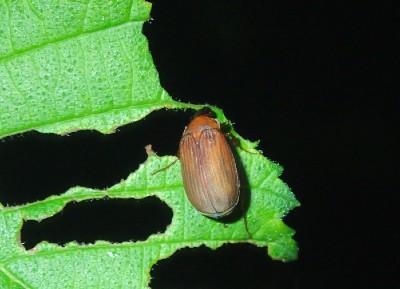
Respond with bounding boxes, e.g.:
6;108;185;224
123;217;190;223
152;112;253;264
0;0;170;138
0;1;299;288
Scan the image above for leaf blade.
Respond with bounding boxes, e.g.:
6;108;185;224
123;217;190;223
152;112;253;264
0;1;300;288
1;152;298;288
0;0;172;138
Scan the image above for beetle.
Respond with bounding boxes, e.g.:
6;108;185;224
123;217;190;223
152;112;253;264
179;114;240;218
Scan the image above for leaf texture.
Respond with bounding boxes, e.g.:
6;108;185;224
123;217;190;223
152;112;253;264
0;152;298;289
0;1;300;288
0;0;172;138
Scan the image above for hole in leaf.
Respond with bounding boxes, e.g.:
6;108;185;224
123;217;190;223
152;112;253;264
0;110;192;205
151;244;298;289
21;197;172;250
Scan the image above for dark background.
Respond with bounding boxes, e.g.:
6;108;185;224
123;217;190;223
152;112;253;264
0;1;397;289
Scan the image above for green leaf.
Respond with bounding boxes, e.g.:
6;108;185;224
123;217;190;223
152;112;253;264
0;0;171;138
0;1;300;288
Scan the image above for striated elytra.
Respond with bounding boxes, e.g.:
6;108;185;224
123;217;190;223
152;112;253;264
179;114;240;218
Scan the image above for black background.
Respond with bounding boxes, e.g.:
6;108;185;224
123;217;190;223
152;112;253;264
0;1;397;289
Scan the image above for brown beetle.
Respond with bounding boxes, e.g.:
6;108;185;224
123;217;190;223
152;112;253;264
179;114;240;218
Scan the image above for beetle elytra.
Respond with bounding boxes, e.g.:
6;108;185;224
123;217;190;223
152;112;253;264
179;114;240;218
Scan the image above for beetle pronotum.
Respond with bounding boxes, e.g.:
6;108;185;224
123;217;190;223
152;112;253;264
179;114;240;218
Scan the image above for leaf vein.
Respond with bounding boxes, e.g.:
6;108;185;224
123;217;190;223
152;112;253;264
0;17;148;64
4;97;171;137
0;265;33;289
2;238;268;265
